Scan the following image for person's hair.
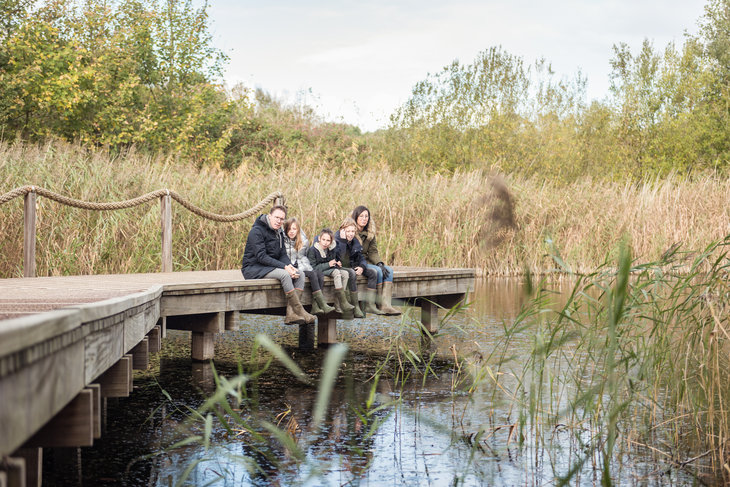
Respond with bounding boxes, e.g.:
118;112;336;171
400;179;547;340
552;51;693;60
319;228;334;242
351;205;371;231
339;217;357;232
270;204;287;216
284;217;303;251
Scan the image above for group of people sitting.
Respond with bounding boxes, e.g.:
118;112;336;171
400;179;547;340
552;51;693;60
240;204;400;325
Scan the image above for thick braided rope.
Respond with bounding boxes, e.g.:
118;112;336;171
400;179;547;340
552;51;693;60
0;185;283;222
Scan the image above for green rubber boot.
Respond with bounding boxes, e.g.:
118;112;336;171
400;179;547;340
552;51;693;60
312;289;335;315
347;290;365;319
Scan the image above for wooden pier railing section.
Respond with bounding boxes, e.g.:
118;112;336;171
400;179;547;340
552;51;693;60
0;187;475;487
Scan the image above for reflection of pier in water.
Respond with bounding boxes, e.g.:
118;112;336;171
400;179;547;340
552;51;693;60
0;267;474;485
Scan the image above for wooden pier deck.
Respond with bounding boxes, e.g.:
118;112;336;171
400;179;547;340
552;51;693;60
0;266;474;470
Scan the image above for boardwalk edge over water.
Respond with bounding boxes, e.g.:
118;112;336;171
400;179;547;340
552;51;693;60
0;266;474;483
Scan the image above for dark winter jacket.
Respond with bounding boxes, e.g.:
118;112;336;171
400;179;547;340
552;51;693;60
241;214;291;279
307;240;340;273
334;230;367;269
357;228;383;265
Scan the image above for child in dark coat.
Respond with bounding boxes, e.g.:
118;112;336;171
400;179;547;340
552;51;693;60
334;217;383;316
307;228;355;315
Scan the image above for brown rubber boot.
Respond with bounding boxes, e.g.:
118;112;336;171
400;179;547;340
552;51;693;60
294;289;316;324
335;289;355;314
284;290;306;325
363;288;385;315
312;289;335;315
378;282;401;316
347;290;365;318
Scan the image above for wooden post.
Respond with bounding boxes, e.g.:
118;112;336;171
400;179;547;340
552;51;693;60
148;325;161;353
160;193;172;273
11;448;42;487
23;190;36;278
274;196;283;208
421;301;439;335
224;311;240;331
317;317;337;346
191;332;215;361
24;389;94;448
96;356;132;397
131;337;149;370
0;457;23;487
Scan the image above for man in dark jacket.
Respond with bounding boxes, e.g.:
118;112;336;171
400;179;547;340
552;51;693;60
241;205;315;325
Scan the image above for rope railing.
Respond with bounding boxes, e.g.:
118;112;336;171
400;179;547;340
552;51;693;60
1;185;285;276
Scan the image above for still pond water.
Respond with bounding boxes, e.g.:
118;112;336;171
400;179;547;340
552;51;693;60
42;279;703;486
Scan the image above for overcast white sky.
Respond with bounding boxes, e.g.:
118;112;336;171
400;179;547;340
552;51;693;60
206;0;708;132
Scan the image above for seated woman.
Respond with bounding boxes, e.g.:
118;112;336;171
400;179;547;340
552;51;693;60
335;217;383;317
352;205;401;315
283;217;335;316
241;205;315;325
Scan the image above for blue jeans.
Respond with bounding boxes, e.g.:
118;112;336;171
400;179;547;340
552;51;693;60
366;263;393;284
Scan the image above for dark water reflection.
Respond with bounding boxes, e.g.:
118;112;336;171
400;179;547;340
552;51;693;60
42;279;701;486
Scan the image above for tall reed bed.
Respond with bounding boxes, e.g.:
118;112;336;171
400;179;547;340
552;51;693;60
2;140;730;278
457;239;730;483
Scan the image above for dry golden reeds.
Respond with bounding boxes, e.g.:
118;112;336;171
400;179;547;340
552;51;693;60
2;140;730;278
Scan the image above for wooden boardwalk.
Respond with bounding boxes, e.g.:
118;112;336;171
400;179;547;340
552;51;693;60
0;266;474;471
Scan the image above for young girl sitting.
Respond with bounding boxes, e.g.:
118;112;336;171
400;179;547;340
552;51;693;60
334;217;383;317
307;228;355;316
284;218;335;316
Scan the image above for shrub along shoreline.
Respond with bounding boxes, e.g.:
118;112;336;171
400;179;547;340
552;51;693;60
1;140;730;279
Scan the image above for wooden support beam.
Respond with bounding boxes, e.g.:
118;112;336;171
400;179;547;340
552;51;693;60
224;311;240;331
298;323;315;350
166;312;224;333
96;355;132;397
191;332;214;361
160;194;172;273
0;457;23;487
159;316;167;339
317;317;337;346
87;384;101;439
131;337;149;370
23;191;36;278
23;389;94;448
421;301;439;334
0;471;6;487
148;325;161;353
12;448;41;487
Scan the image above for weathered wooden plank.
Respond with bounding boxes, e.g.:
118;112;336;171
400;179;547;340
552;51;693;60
0;310;80;364
123;300;160;355
96;356;131;398
0;340;84;455
191;332;214;361
23;389;94;448
74;287;162;325
84;321;124;384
